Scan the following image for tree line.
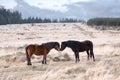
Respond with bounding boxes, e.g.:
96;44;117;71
87;18;120;26
0;8;22;25
0;8;83;25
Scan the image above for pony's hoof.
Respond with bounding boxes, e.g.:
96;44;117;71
27;63;32;65
75;61;78;63
42;61;44;64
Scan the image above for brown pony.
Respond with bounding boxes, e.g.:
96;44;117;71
25;42;60;65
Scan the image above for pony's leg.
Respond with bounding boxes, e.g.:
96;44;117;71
44;55;47;64
27;58;32;65
86;50;90;61
28;53;32;65
74;53;77;63
92;52;95;61
42;56;45;64
26;49;32;65
77;53;80;62
30;52;34;65
90;50;95;61
44;57;47;64
42;55;47;64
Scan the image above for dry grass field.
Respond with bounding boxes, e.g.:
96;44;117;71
0;23;120;80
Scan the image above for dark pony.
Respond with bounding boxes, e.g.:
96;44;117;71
25;42;60;65
60;40;95;62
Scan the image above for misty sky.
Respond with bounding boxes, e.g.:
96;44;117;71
0;0;120;20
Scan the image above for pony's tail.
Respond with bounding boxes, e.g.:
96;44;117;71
90;42;95;61
90;49;93;58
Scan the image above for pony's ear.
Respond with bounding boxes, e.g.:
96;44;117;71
55;42;58;44
41;43;46;46
55;42;59;46
54;42;57;44
62;42;67;46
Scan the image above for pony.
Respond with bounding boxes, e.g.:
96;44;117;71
60;40;95;62
25;42;60;65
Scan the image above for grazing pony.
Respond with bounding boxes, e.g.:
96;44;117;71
60;40;95;63
25;42;60;65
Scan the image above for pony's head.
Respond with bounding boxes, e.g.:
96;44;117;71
60;42;67;51
54;42;60;51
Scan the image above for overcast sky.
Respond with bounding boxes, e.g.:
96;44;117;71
0;0;93;11
0;0;120;20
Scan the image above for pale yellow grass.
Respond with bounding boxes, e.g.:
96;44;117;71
0;23;120;80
